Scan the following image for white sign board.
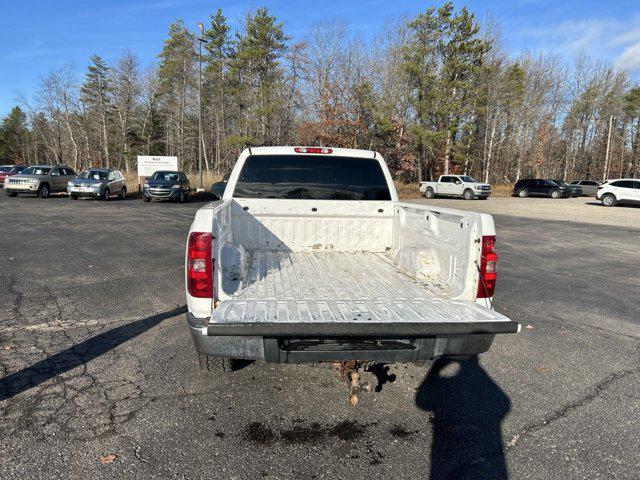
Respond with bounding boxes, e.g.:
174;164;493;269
137;156;179;177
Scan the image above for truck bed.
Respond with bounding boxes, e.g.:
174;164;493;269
209;250;511;331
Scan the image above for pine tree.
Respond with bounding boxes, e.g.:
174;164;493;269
81;55;112;166
203;9;234;169
157;20;196;166
403;2;489;177
232;8;289;144
0;106;27;162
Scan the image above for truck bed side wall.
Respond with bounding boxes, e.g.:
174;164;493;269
392;202;481;301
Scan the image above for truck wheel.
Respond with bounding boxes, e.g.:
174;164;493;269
143;196;151;202
424;187;436;199
601;193;616;207
550;189;561;199
37;184;50;198
199;354;237;373
517;188;529;198
463;189;475;200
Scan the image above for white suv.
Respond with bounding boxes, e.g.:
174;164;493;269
596;179;640;207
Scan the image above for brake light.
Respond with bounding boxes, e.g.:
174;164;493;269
294;147;333;154
477;235;498;299
187;232;213;298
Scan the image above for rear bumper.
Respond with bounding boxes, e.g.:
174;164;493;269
187;313;519;363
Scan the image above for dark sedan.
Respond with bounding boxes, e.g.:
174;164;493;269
551;179;582;197
513;178;572;198
143;170;190;202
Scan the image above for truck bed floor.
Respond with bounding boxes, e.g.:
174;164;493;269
211;251;509;325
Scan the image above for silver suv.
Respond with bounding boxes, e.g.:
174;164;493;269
5;165;76;198
67;168;127;200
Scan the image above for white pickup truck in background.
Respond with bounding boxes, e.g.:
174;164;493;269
185;147;517;401
420;175;492;200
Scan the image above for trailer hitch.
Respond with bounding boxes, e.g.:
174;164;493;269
331;361;373;406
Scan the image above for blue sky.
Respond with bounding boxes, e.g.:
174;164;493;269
1;0;639;116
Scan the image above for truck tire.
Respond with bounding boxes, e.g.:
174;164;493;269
601;193;616;207
463;189;475;200
38;184;50;198
199;354;237;373
424;187;436;199
517;188;529;198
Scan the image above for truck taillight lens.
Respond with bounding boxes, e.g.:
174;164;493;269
477;235;498;299
187;232;213;298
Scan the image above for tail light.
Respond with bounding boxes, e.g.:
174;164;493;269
187;232;213;298
294;147;333;154
477;235;498;299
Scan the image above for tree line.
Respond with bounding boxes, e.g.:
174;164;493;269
1;2;640;184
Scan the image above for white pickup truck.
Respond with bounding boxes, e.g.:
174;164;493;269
420;175;491;200
185;147;517;394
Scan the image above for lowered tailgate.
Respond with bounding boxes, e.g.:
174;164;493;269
206;251;518;337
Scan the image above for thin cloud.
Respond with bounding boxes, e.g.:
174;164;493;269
521;16;640;76
615;41;640;72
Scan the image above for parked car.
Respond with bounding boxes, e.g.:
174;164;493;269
551;179;582;197
185;146;518;403
0;165;26;186
4;165;76;198
420;174;491;200
143;170;190;202
513;179;571;198
210;173;230;199
569;180;600;196
596;179;640;207
67;168;127;200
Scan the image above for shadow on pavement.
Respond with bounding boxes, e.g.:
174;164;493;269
586;201;639;209
365;363;397;392
416;356;511;480
0;305;186;402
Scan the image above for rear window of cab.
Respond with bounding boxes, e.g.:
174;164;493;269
233;155;391;200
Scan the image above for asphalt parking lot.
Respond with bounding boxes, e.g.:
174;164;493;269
1;193;639;480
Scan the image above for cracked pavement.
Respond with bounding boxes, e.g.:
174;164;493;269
1;194;639;479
